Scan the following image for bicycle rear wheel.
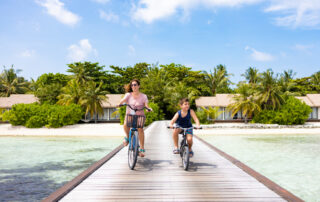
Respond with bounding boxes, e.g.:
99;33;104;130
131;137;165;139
182;145;190;171
128;130;139;170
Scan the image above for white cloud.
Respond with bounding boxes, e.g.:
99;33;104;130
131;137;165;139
67;39;97;62
132;0;262;23
99;10;119;23
128;45;136;56
245;46;274;61
20;50;36;58
293;44;314;51
36;0;80;26
92;0;110;4
265;0;320;28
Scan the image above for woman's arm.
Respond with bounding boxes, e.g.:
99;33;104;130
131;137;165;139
190;109;200;128
119;93;129;105
169;113;179;128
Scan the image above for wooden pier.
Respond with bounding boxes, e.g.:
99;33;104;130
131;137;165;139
44;121;302;201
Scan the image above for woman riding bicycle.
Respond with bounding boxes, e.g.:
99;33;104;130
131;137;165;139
119;79;152;157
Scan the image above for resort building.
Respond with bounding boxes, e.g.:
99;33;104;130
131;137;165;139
195;94;320;122
83;94;123;122
0;94;123;123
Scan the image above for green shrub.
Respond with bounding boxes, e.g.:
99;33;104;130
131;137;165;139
274;96;311;125
195;109;209;124
26;116;45;128
252;110;277;124
252;96;312;125
3;103;84;128
145;102;164;126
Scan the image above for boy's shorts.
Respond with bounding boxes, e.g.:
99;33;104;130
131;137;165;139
185;128;193;136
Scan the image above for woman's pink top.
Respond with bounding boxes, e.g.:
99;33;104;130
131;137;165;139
123;92;148;115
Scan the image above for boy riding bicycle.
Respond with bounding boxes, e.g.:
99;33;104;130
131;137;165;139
169;98;200;157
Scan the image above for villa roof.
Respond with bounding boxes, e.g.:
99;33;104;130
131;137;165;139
306;94;320;107
0;94;39;108
196;94;320;108
195;94;237;107
101;94;124;108
296;96;314;106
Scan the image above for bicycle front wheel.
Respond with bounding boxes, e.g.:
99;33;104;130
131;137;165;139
182;145;190;171
128;130;139;170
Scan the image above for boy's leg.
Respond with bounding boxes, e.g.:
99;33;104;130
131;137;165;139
173;129;180;149
186;129;194;157
187;134;193;150
172;129;180;154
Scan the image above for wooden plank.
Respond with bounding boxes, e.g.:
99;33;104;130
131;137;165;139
54;121;302;201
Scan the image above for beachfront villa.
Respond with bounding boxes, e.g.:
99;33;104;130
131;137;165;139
0;94;123;122
1;93;319;122
195;94;320;122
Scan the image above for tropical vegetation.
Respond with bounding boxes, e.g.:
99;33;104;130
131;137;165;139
1;62;319;127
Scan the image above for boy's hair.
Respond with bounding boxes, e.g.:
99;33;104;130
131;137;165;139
179;98;189;105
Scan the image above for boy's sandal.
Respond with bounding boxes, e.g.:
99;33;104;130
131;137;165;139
123;137;129;146
189;151;194;157
139;149;145;157
173;149;179;154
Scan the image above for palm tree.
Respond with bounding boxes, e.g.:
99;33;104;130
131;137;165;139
0;66;28;97
57;79;83;106
256;69;284;110
203;65;233;95
201;106;223;123
279;70;297;98
79;81;108;123
241;67;260;84
227;83;261;123
67;62;93;84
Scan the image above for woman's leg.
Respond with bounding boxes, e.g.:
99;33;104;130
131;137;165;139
123;118;129;146
138;128;145;157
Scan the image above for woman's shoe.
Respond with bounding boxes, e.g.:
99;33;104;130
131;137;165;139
189;150;194;157
139;148;145;157
123;137;129;146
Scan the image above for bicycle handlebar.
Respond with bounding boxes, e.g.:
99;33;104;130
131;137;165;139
167;126;202;130
118;103;152;112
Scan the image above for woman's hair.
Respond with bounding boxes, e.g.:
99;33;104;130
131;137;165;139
179;98;189;105
124;79;140;92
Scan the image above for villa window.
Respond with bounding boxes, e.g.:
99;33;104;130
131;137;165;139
310;107;318;119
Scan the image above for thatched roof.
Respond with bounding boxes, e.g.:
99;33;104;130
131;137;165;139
196;94;320;107
0;94;39;108
101;94;124;108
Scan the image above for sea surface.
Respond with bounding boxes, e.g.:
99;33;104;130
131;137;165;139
0;136;122;201
201;133;320;202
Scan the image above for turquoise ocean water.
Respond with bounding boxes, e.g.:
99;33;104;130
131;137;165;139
0;136;122;201
201;133;320;202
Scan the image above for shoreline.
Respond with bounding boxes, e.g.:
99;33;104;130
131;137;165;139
0;123;125;137
0;122;319;136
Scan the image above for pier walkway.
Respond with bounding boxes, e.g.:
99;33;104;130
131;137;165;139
47;121;301;201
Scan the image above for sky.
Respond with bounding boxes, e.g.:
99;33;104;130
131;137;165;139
1;0;320;84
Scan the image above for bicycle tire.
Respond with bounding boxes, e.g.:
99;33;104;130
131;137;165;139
182;145;190;171
128;130;139;170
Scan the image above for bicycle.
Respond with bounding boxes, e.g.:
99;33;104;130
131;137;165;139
167;125;202;171
118;104;151;170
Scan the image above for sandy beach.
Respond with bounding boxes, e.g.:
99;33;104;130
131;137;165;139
0;123;125;136
0;121;319;136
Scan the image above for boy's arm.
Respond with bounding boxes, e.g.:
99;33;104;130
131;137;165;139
169;113;179;128
190;109;200;128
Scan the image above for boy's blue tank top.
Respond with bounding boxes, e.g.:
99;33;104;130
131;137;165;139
176;109;192;128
